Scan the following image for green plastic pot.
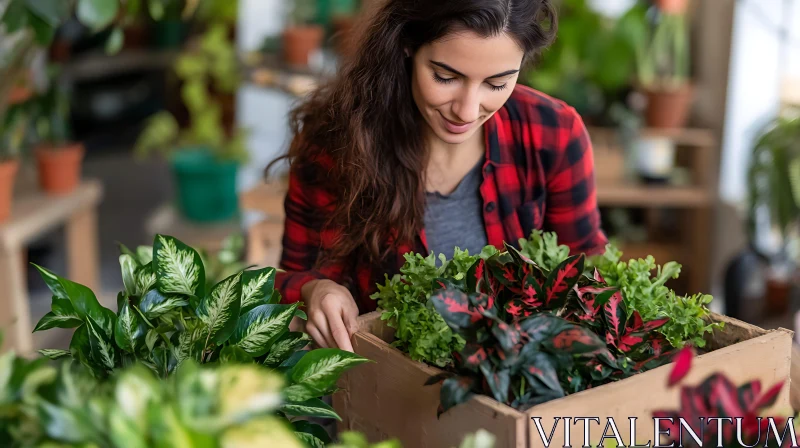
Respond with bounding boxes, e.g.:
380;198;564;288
170;149;239;223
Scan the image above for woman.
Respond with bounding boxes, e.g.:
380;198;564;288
267;0;608;352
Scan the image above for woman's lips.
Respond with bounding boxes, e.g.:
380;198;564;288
440;112;474;134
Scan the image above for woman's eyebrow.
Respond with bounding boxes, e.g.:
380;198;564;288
430;61;519;79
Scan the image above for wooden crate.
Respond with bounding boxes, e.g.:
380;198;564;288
334;312;793;448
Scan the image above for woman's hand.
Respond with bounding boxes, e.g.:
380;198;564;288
301;279;360;352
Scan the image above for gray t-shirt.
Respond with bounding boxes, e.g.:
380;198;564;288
424;160;488;259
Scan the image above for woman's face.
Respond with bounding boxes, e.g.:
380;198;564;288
411;30;524;146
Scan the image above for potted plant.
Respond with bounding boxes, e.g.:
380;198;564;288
0;104;30;222
29;66;86;195
135;22;249;223
283;0;325;66
620;0;694;128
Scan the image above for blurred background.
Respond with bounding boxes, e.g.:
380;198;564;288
1;0;799;354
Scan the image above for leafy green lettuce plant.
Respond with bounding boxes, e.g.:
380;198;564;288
31;234;370;447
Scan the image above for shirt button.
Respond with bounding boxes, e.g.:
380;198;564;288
485;202;496;212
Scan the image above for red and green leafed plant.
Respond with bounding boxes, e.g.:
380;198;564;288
651;346;795;448
426;244;678;414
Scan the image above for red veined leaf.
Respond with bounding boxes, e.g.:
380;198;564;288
751;381;784;412
505;301;524;318
430;289;483;331
737;380;761;412
543;255;585;307
667;345;694;387
521;351;564;396
424;372;454;386
467;259;485;293
546;326;607;355
459;343;489;369
603;292;626;343
468;292;496;318
641;316;670;332
708;374;746;417
491;320;522;353
615;333;645;353
633;350;677;371
479;363;511;405
593;268;606;283
519;313;564;343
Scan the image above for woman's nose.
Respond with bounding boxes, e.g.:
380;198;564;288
451;85;481;123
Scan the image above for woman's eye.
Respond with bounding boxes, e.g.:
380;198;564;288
433;73;455;84
488;83;507;92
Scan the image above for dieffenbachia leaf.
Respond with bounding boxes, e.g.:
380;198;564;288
38;349;71;360
263;332;311;367
197;272;243;346
289;348;371;397
176;325;205;366
145;329;160;352
281;397;341;420
154;234;205;297
32;264;116;340
120;254;139;297
136;245;153;266
139;289;188;319
135;263;157;295
115;302;147;353
293;420;332;445
87;319;116;371
219;345;253;364
240;267;276;312
231;303;298;357
33;311;83;332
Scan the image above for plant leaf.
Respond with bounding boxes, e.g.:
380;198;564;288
438;376;476;417
135;263;157;295
290;348;371;396
219;345;254;364
293;420;332;445
115;302;147;353
521;351;564;397
543;254;584;307
231;303;298;357
281;397;341;420
38;349;71;360
263;332;311;367
240;267;276;312
87;319;116;371
197;272;243;345
139;289;188;319
154;234;205;297
120;254;141;297
33;312;83;332
145;329;160;352
176;325;205;366
430;289;483;333
76;0;119;30
479;363;510;405
544;326;608;356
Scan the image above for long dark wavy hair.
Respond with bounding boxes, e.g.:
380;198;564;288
266;0;558;266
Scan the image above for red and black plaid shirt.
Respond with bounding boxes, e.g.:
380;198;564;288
275;84;608;313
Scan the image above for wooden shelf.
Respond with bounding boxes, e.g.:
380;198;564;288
587;126;717;148
597;183;712;207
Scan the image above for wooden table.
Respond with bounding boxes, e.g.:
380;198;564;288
0;180;103;356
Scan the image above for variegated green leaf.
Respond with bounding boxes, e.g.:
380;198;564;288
290;349;371;396
115;302;146;353
176;325;205;366
294;432;326;448
154;235;205;297
294;309;307;320
282;383;318;402
263;332;311;367
268;290;282;305
219;345;253;364
135;263;157;296
145;329;160;352
197;272;243;346
137;245;153;266
139;289;188;319
240;267;276;312
120;254;139;297
87;319;116;370
33;312;83;332
281;398;341;420
231;303;298;357
38;349;71;360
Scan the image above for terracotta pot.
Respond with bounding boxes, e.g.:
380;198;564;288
282;25;325;66
644;84;694;128
35;143;85;195
0;159;19;223
655;0;689;14
8;84;32;106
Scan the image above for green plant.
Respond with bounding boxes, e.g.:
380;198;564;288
619;1;690;91
370;248;494;367
31;233;370;446
29;66;72;149
134;21;249;163
0;100;32;161
587;244;722;348
146;0;187;21
426;245;676;414
522;0;638;123
288;0;318;27
747;114;800;247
